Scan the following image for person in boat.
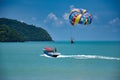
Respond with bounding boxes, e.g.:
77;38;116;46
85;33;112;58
54;48;57;52
71;38;74;44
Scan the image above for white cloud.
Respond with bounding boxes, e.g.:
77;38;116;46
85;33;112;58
93;15;98;20
108;17;120;33
62;5;74;21
62;5;75;24
31;17;37;21
109;17;120;26
20;20;24;23
70;5;75;10
47;13;58;20
63;12;69;20
44;5;75;26
44;12;63;26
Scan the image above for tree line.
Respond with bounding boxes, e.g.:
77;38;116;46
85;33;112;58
0;18;52;42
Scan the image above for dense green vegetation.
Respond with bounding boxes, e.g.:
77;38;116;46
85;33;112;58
0;25;24;42
0;18;52;42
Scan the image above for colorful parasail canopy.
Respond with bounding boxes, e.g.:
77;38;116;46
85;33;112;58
69;8;93;26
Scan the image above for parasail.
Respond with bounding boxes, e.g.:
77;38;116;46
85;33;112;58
69;8;93;26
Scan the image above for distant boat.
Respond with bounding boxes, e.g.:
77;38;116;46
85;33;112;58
43;47;60;58
70;38;74;44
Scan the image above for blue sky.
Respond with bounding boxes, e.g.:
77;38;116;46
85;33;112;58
0;0;120;41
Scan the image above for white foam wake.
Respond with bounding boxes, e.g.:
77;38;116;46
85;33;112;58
40;54;120;61
58;55;120;60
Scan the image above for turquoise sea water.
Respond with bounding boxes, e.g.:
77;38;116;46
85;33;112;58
0;41;120;80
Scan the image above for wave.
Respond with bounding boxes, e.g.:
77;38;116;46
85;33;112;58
40;54;120;61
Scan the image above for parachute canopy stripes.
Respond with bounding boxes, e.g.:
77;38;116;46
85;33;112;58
69;8;93;26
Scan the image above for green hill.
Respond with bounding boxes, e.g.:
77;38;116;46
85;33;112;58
0;18;52;42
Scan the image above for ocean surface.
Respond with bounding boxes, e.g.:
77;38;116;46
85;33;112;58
0;41;120;80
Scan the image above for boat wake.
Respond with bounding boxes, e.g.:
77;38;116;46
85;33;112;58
40;54;120;61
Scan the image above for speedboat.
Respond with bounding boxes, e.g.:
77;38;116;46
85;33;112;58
43;47;60;57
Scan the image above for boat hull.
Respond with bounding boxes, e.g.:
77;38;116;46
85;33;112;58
44;51;59;58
